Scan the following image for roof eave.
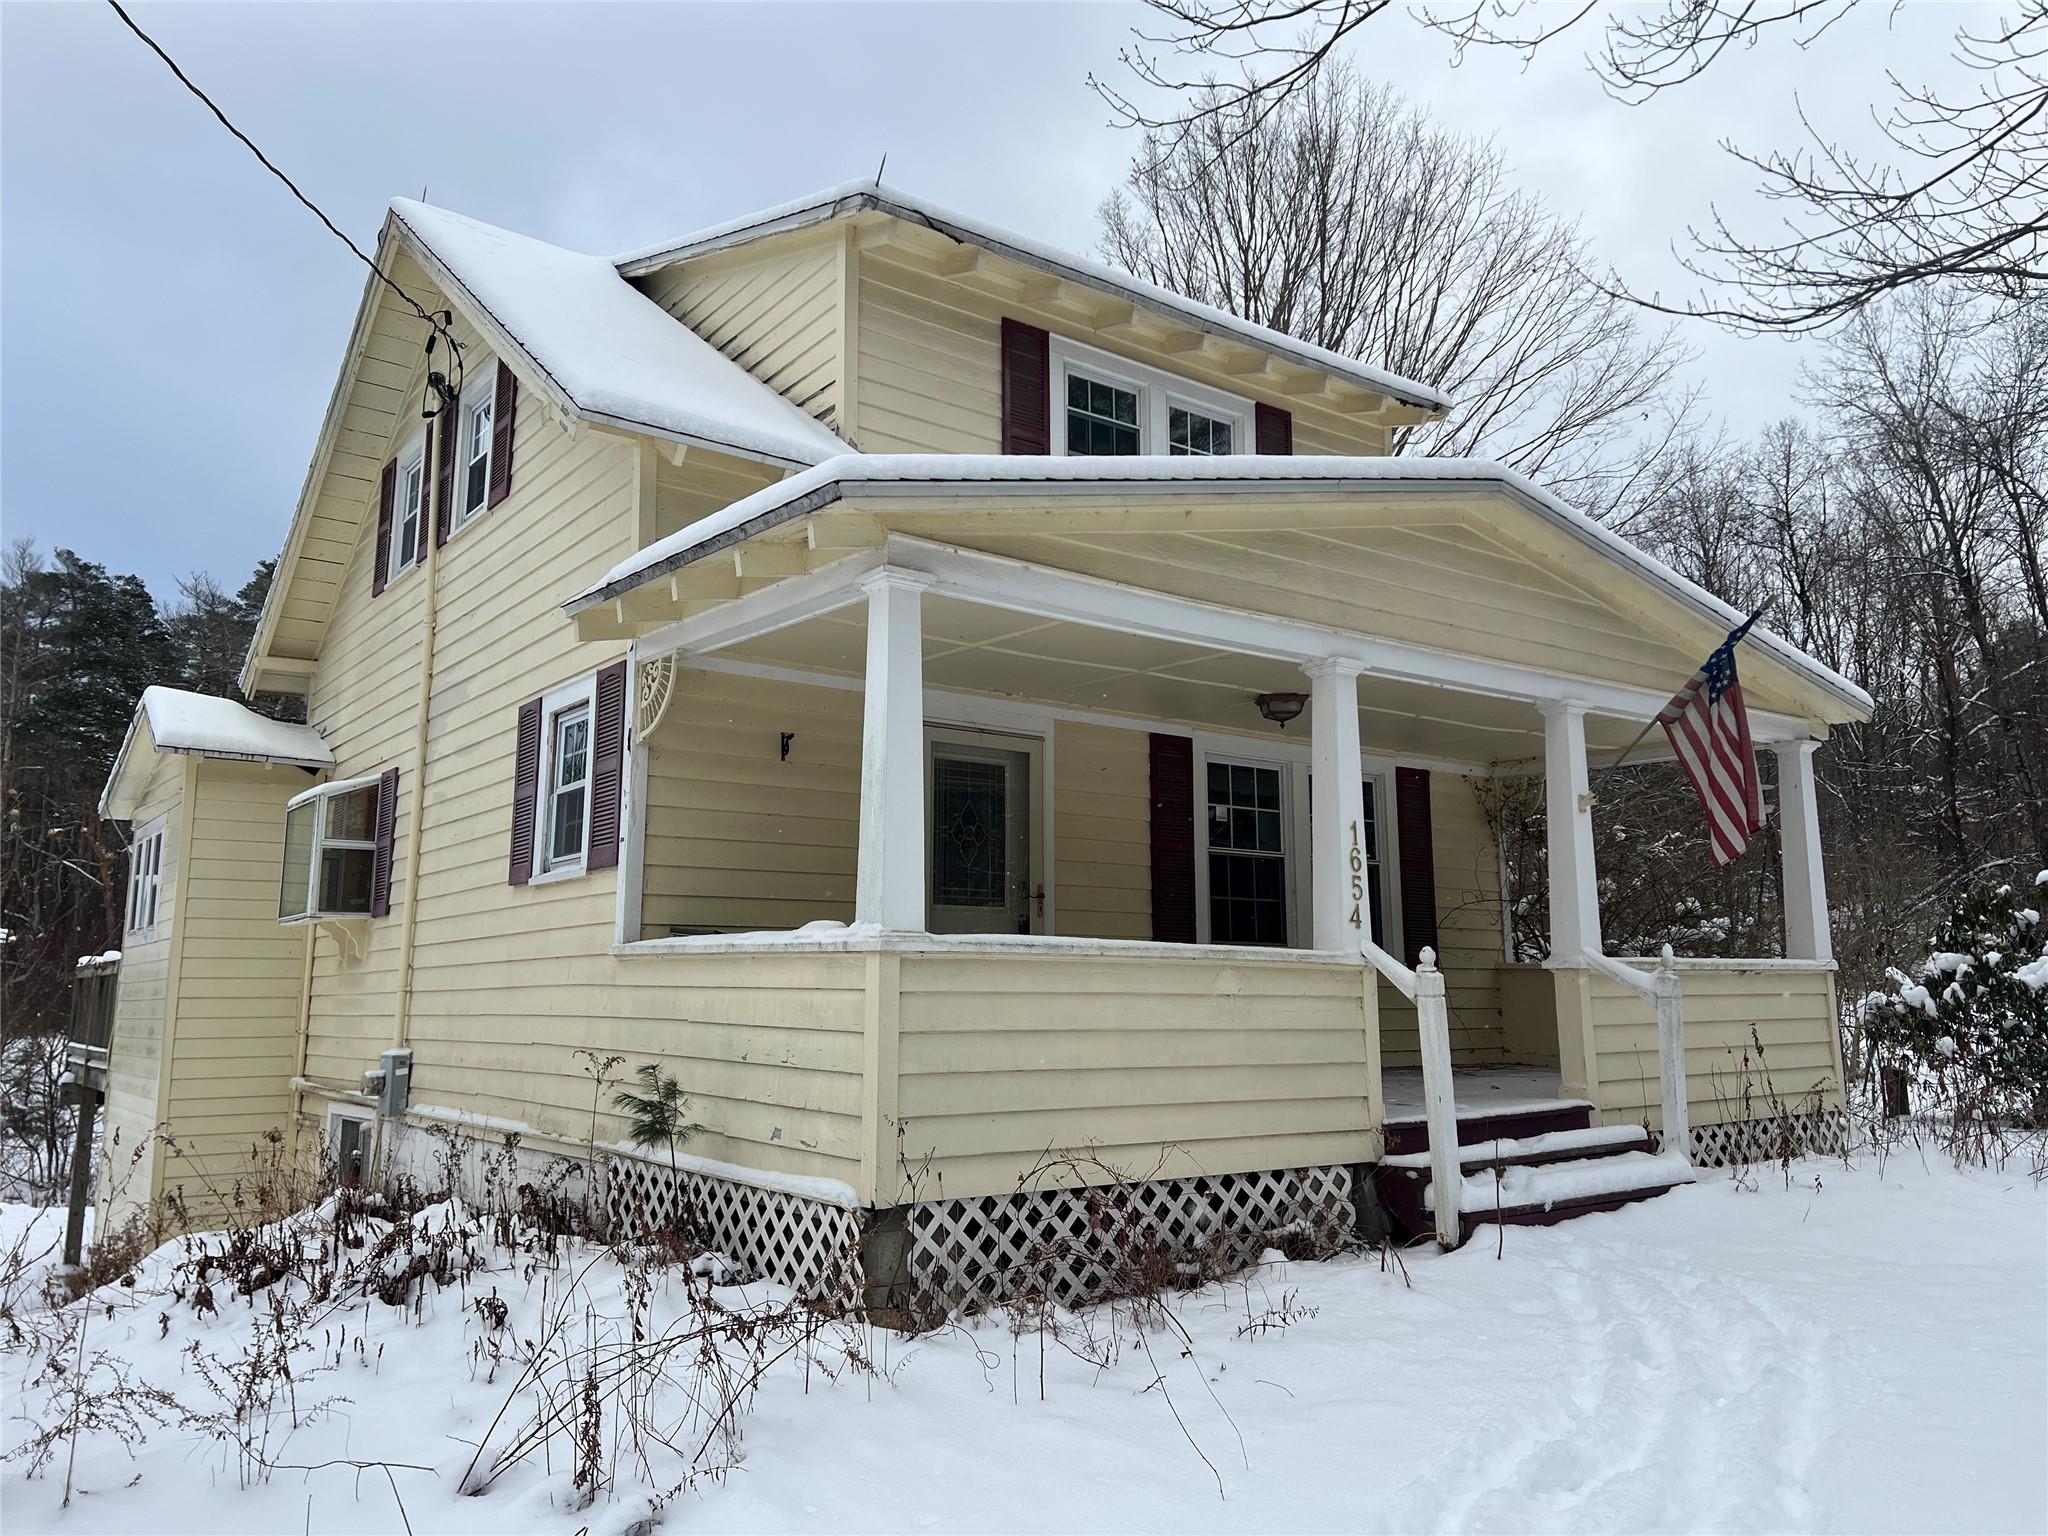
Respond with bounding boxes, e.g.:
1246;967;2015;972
618;189;1451;418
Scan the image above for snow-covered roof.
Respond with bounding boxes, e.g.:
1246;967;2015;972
615;181;1452;417
566;453;1874;722
390;200;848;469
101;687;334;819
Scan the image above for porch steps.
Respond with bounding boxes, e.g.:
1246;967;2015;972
1376;1101;1694;1243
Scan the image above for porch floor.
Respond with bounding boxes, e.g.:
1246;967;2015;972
1381;1065;1579;1122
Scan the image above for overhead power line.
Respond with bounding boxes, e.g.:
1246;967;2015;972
102;0;462;402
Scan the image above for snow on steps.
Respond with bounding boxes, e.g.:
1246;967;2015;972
1381;1123;1648;1172
1425;1151;1698;1215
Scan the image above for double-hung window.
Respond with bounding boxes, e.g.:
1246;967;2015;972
1052;336;1249;459
280;778;379;921
538;679;594;877
1360;776;1389;949
457;366;496;528
1207;758;1289;945
392;434;426;576
127;816;166;941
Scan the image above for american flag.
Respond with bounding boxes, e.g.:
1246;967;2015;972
1658;611;1765;867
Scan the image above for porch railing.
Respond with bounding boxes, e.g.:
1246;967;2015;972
1362;937;1461;1249
1582;945;1690;1162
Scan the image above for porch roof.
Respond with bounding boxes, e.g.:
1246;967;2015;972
101;687;334;819
566;454;1873;725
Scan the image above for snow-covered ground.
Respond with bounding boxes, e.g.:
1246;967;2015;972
3;1155;2043;1536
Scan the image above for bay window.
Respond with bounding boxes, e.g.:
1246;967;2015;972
280;777;379;921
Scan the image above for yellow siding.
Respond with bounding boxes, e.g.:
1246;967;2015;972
640;669;861;936
854;257;1389;457
1051;721;1150;941
892;951;1379;1200
651;448;783;544
1376;772;1508;1070
639;235;845;435
97;756;185;1233
154;761;305;1221
1571;963;1844;1132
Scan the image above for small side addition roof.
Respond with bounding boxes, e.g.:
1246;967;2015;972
101;687;334;819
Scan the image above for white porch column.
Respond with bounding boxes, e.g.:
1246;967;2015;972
1774;740;1833;963
1540;701;1603;961
855;569;931;931
1305;659;1368;952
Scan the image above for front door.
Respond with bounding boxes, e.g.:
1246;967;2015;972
926;729;1039;934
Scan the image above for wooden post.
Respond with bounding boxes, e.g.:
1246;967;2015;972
1654;944;1690;1162
1773;741;1833;964
855;570;931;931
1540;702;1603;961
61;1083;98;1269
1306;659;1367;952
1415;947;1462;1249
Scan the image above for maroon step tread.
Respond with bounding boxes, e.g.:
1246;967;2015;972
1458;1180;1683;1237
1372;1128;1659;1242
1382;1101;1591;1156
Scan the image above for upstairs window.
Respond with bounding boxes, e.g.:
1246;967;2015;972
1051;336;1249;460
281;777;385;921
392;442;426;575
459;369;495;525
127;816;166;941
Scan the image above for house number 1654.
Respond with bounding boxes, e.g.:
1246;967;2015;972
1347;821;1364;929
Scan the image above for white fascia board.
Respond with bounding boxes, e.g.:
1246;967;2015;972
633;548;883;661
883;535;1816;736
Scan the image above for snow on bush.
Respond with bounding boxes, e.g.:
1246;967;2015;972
1862;870;2048;1113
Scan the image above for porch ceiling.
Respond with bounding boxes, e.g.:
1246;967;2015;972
717;594;1651;765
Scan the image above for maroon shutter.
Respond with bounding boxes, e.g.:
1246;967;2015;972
1149;733;1197;943
370;767;399;918
1255;402;1293;455
1000;318;1051;455
432;403;458;548
371;458;396;596
586;660;628;871
1395;766;1438;967
508;696;543;885
487;363;517;508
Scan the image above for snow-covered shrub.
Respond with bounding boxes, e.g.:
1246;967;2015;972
1862;871;2048;1119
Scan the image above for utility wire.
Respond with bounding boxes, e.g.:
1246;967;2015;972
102;0;461;396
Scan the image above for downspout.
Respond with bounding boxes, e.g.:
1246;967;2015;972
287;924;315;1164
391;410;446;1052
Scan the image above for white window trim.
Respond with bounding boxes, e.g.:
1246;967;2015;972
126;814;167;943
1050;335;1251;458
1359;762;1406;964
279;775;382;925
449;359;498;537
532;673;597;886
1193;745;1310;949
389;425;428;581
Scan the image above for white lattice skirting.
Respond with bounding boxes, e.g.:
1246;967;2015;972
603;1152;863;1305
1685;1109;1850;1168
906;1165;1355;1310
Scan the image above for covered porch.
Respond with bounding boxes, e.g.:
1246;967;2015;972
579;502;1849;1214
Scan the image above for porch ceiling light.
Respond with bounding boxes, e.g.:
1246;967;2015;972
1255;691;1308;728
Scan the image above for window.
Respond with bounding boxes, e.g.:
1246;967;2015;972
392;437;426;575
1168;405;1232;456
1360;776;1388;948
541;698;592;874
280;778;379;921
1066;374;1141;455
1207;758;1289;945
458;367;495;525
1051;336;1249;459
126;816;166;940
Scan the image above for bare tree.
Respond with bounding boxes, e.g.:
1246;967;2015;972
1099;69;1695;517
1093;1;2048;330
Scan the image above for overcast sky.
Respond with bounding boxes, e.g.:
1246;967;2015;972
1;1;2001;600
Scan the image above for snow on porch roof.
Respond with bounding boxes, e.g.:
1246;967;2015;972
390;200;849;469
614;180;1452;417
564;452;1875;722
101;687;335;819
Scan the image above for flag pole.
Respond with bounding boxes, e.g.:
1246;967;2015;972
1579;600;1774;806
